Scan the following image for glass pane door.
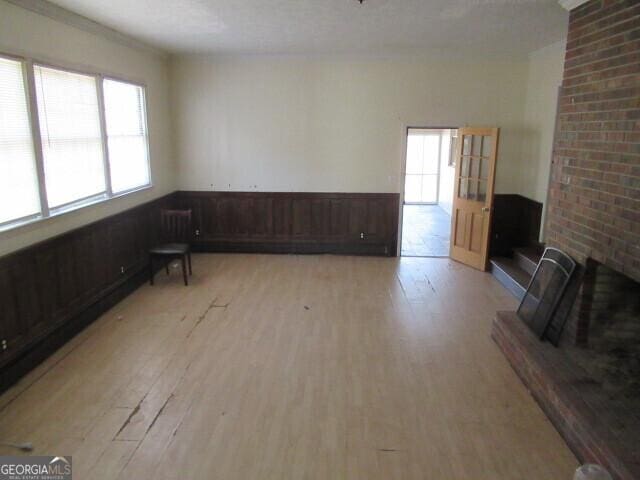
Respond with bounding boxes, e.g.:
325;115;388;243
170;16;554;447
457;134;492;202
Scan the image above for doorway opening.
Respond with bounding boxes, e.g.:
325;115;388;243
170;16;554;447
401;128;457;257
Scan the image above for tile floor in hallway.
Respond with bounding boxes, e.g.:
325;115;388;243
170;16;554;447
401;204;451;257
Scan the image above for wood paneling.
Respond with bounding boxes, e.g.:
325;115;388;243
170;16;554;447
0;194;174;392
0;190;398;392
174;191;399;256
490;194;543;257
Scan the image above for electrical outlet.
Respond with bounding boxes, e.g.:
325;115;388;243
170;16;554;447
360;232;365;239
195;229;200;236
120;266;125;274
2;339;7;351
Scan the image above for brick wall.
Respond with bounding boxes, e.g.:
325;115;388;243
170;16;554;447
546;0;640;282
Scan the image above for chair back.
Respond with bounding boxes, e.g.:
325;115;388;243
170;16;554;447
160;209;192;244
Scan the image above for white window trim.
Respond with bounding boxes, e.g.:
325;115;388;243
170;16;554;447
0;51;153;234
102;76;152;196
96;75;114;198
403;129;444;206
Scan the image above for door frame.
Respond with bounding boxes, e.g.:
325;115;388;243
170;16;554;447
397;124;458;257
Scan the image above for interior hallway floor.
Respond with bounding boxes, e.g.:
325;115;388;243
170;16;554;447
401;204;451;257
0;254;577;479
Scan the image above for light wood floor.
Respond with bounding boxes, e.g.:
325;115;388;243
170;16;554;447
0;254;577;479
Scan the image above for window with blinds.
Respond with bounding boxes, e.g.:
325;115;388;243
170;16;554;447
0;52;152;231
34;65;107;209
0;57;41;225
103;79;150;193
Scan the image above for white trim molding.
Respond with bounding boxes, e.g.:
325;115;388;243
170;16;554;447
4;0;168;58
559;0;591;11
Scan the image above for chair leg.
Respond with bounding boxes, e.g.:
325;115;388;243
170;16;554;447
182;256;188;286
149;256;154;286
188;252;192;275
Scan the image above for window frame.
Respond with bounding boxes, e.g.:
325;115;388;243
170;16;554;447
0;51;152;233
404;130;442;205
0;54;43;230
101;75;152;197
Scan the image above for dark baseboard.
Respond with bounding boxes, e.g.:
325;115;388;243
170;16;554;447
192;240;391;256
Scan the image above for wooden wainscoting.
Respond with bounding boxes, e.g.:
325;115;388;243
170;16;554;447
0;190;398;392
173;191;400;256
490;194;543;257
0;193;174;392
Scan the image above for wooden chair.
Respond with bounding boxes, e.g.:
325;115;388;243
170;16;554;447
149;209;193;286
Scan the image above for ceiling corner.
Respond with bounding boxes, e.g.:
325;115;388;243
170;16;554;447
558;0;591;11
5;0;168;58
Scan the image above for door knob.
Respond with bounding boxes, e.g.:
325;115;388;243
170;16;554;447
482;207;490;212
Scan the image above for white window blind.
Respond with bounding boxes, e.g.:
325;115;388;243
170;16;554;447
0;53;153;232
0;57;41;225
103;79;150;193
34;65;106;209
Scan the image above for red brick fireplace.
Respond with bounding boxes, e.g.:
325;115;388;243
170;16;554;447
546;0;640;280
493;1;640;479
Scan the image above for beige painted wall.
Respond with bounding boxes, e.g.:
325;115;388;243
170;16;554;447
520;39;566;202
519;39;566;238
0;1;175;257
0;0;565;257
170;54;528;196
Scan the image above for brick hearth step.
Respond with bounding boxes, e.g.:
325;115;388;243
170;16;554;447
492;311;640;480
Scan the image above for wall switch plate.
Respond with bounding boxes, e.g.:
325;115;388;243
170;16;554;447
120;266;125;274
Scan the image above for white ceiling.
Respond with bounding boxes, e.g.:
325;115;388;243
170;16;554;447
46;0;568;57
